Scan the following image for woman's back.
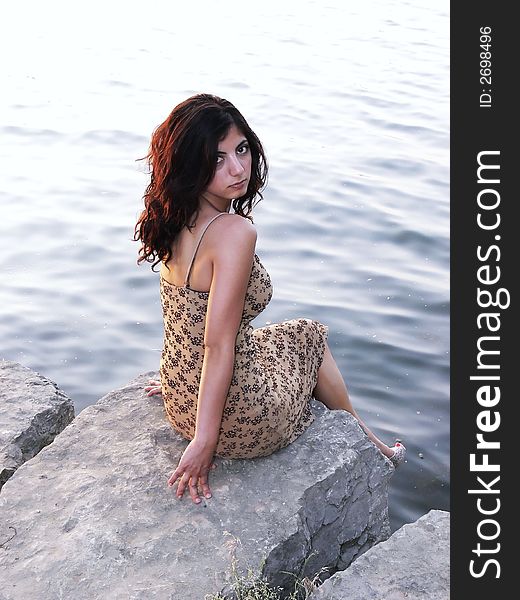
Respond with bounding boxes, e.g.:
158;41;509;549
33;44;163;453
160;211;248;293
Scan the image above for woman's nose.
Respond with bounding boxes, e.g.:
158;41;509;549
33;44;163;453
228;155;245;176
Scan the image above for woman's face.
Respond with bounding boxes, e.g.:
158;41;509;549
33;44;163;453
203;124;252;205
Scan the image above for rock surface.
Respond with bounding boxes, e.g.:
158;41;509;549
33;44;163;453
309;509;450;600
0;360;75;490
0;369;394;600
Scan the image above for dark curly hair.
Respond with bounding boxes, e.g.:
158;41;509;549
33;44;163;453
134;93;268;271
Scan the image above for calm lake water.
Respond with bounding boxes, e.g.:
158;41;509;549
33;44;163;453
0;0;449;531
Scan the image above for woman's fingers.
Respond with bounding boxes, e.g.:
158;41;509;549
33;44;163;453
146;386;162;396
168;468;181;488
170;469;195;499
172;472;203;504
175;473;190;499
199;473;212;499
144;379;162;396
168;469;213;503
168;441;216;503
188;478;202;504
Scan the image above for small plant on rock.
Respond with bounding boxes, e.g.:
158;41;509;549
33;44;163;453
204;535;328;600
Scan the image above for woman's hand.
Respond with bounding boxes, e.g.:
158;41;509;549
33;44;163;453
168;438;217;504
144;379;162;396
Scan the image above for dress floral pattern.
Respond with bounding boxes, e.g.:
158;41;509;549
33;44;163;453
159;217;329;458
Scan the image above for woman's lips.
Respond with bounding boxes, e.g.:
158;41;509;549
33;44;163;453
229;179;247;189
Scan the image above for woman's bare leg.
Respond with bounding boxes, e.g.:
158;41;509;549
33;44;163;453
313;343;395;458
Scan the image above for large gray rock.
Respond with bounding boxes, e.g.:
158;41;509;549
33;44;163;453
309;509;450;600
0;370;394;600
0;360;75;490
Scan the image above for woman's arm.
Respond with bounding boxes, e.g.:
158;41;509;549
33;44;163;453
195;218;257;444
168;215;257;503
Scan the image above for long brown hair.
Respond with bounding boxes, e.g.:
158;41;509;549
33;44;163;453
134;93;268;271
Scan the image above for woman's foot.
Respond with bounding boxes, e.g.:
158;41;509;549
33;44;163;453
388;441;406;467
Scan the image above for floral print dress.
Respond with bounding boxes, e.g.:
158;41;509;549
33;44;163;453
159;212;329;458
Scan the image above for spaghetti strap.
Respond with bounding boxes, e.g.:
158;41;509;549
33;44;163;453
184;212;228;287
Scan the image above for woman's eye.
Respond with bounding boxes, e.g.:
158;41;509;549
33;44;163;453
237;144;249;155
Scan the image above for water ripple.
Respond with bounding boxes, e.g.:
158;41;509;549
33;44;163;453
1;0;449;531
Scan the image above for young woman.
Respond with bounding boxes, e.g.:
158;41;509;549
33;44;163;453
134;94;405;505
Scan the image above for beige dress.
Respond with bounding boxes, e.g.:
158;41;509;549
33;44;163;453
160;212;329;458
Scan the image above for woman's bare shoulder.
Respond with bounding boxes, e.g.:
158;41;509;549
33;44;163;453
208;213;257;247
215;212;256;230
